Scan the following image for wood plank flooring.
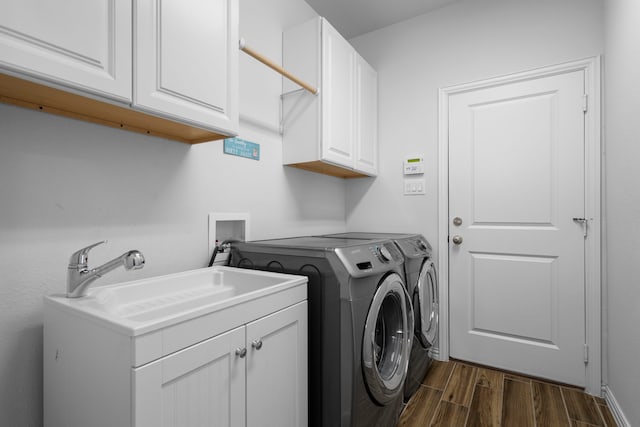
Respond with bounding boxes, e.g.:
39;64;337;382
398;360;617;427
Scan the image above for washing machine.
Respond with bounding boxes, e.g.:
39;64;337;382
229;236;413;427
321;232;439;402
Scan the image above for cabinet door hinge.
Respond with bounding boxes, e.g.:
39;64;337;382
584;344;589;364
582;94;588;113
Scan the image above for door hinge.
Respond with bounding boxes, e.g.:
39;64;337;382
584;344;589;364
582;94;588;113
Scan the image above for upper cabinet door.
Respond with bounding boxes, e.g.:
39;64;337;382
321;19;355;168
354;56;378;176
134;0;238;135
0;0;132;102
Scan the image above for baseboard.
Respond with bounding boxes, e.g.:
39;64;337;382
603;385;631;427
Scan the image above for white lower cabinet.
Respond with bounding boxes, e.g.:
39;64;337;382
246;301;308;427
133;326;246;427
134;301;307;427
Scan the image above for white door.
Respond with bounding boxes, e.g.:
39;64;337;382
0;0;132;101
133;326;246;427
246;301;308;427
321;19;355;168
134;0;238;134
448;70;586;386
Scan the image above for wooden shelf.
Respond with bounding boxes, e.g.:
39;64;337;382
0;73;228;144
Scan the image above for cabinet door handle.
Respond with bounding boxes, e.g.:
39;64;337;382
235;347;247;358
251;339;263;350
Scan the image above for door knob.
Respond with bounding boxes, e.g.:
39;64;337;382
252;339;263;350
452;235;463;245
235;347;247;358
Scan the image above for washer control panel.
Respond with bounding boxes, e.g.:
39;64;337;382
376;245;393;262
336;242;404;278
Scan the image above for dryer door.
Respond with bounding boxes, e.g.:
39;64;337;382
362;273;413;405
415;259;439;348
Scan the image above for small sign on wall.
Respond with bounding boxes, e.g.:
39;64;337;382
223;137;260;161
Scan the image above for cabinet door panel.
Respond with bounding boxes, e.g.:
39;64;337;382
354;56;378;176
134;0;238;134
246;301;308;427
0;0;131;101
133;326;245;427
321;20;354;167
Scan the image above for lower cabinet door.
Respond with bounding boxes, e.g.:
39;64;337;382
246;301;308;427
133;326;246;427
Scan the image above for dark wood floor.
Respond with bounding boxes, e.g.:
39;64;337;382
398;360;618;427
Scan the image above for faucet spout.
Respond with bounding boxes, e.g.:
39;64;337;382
67;242;145;298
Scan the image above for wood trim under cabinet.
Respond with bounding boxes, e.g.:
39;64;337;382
286;160;371;178
0;73;227;144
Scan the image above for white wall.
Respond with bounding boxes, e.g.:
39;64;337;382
0;1;338;425
346;0;604;263
603;0;640;425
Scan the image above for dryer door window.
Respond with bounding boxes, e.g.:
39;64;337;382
415;260;439;348
362;273;413;405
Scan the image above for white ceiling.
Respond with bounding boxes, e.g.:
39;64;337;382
304;0;460;39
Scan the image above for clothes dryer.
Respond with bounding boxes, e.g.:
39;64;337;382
229;236;413;427
321;232;439;402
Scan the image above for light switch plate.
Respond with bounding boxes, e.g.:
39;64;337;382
404;178;426;195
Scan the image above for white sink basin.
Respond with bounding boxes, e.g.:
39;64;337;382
45;266;307;335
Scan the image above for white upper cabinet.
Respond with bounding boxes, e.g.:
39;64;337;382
0;0;132;101
282;17;378;178
321;22;355;168
0;0;238;143
354;55;378;176
134;0;238;133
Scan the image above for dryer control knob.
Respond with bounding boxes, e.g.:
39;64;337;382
377;245;392;262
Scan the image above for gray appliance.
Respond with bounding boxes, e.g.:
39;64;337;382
229;236;413;427
321;232;439;402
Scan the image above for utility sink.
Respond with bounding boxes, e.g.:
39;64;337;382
44;266;307;336
44;266;308;425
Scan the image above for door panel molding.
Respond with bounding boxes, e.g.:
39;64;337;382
437;57;601;395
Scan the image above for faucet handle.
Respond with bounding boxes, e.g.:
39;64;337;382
68;240;107;268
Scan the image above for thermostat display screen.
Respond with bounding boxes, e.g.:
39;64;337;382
404;156;424;175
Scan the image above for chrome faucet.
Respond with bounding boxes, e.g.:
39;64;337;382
66;241;145;298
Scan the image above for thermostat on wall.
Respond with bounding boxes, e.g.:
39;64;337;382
403;156;424;175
